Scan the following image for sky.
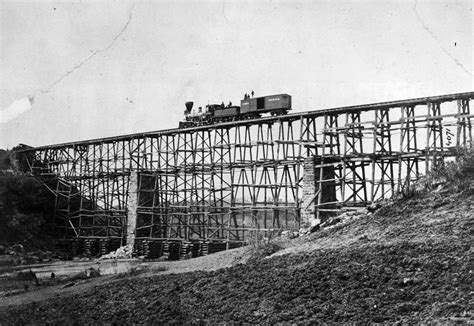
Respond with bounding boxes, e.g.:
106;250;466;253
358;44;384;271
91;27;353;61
0;0;472;149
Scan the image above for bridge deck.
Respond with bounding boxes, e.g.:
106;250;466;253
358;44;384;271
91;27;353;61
17;91;473;151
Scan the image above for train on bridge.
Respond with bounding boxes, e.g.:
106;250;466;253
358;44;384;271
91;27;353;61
179;93;292;128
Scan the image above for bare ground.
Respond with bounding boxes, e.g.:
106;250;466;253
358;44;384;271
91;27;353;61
0;188;472;324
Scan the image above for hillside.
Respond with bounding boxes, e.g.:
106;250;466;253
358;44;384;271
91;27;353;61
0;149;57;252
0;163;472;324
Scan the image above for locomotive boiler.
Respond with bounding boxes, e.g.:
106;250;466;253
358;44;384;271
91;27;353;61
179;94;292;128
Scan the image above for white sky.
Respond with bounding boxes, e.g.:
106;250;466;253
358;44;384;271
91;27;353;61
0;0;472;149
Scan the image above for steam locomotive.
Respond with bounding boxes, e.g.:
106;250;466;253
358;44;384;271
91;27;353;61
179;93;292;128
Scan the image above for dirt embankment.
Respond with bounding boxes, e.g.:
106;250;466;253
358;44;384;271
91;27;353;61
0;184;472;324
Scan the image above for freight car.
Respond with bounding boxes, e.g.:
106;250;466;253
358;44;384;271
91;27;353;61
179;93;292;128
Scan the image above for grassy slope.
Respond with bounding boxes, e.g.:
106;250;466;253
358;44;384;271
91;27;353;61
1;183;472;324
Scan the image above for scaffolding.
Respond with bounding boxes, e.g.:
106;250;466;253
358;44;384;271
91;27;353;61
17;92;473;257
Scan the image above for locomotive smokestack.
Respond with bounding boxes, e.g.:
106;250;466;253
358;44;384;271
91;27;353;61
185;101;194;113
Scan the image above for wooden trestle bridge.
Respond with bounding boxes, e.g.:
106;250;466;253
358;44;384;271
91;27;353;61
16;92;473;258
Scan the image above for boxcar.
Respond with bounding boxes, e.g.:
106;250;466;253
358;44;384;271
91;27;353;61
240;94;291;116
263;94;291;112
240;98;257;114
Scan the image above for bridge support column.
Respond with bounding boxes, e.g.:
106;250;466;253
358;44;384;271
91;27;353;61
126;171;138;248
301;157;319;227
301;156;338;229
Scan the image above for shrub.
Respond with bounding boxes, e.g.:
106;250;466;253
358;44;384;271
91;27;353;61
405;146;474;197
427;146;474;191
